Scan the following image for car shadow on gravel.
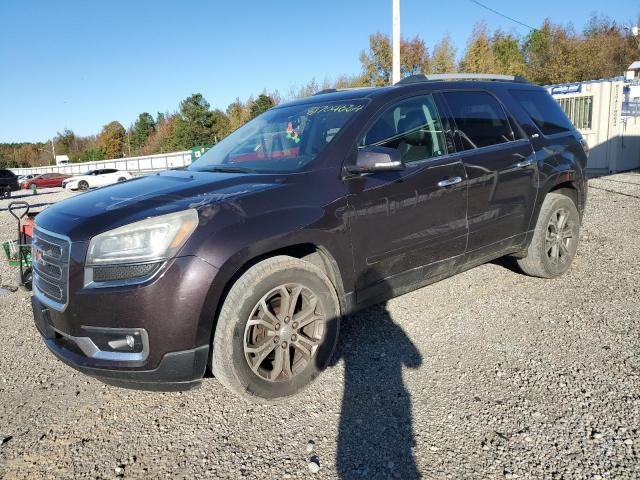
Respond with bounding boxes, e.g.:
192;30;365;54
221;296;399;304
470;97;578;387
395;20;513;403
326;279;423;479
490;255;524;275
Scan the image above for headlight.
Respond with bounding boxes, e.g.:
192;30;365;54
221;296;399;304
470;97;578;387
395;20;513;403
86;209;199;266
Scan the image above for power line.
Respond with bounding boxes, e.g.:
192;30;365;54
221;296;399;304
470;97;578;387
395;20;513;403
469;0;537;31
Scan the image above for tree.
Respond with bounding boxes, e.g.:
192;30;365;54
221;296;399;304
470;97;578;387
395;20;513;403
460;22;496;73
131;112;156;154
492;30;526;77
524;20;582;85
359;32;430;85
580;14;638;81
226;98;251;134
172;93;231;148
431;34;457;74
79;148;105;162
54;128;80;160
144;114;180;154
249;94;276;119
98;121;126;159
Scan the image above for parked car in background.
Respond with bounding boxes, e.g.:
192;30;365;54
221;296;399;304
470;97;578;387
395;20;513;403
0;169;20;198
62;169;134;191
31;74;588;402
21;173;70;189
17;174;36;183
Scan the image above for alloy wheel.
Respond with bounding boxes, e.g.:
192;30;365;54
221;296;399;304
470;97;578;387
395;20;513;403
545;207;575;265
243;283;325;382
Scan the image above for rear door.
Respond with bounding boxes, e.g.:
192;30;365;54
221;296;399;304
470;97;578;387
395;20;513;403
441;90;537;262
345;93;468;305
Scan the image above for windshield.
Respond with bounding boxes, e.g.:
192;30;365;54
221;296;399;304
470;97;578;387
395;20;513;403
189;100;367;173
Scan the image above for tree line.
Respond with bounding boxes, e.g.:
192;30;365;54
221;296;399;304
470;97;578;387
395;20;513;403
1;14;636;169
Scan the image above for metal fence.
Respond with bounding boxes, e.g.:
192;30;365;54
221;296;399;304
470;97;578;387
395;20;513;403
10;151;192;176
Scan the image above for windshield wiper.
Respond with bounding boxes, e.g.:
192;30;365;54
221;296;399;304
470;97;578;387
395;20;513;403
197;165;257;174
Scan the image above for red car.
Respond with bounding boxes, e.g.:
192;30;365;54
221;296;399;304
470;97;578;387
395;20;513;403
21;173;71;189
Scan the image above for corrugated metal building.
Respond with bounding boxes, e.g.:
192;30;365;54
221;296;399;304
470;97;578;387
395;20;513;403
548;70;640;176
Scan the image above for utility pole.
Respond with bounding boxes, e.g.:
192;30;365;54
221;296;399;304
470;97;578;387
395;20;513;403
392;0;401;85
51;139;56;165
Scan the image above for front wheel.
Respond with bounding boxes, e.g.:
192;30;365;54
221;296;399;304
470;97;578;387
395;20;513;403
211;256;340;403
78;180;89;191
517;192;580;278
117;177;127;182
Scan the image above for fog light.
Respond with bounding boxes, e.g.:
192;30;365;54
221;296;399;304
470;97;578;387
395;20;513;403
108;334;136;351
81;326;146;354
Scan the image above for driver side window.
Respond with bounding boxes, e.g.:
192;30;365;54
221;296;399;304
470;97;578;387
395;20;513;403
360;95;447;164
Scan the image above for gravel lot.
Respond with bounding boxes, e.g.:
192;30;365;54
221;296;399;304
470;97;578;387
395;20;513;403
0;175;639;479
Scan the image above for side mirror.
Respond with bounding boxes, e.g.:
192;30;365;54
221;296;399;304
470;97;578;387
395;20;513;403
345;146;404;174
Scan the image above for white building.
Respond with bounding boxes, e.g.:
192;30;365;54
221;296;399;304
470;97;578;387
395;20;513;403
548;70;640;176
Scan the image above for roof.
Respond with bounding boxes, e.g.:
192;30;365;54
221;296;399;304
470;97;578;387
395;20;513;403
628;61;640;70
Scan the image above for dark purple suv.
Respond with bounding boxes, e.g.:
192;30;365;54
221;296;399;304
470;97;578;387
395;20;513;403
31;74;588;402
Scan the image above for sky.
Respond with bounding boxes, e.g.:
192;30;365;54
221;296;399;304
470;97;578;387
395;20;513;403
0;0;638;142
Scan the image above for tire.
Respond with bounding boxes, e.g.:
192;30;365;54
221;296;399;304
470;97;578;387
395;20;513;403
211;255;340;403
517;192;580;278
18;268;32;291
117;177;127;182
78;180;89;191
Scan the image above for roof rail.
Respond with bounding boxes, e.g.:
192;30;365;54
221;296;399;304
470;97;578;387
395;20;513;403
396;73;528;85
313;88;339;95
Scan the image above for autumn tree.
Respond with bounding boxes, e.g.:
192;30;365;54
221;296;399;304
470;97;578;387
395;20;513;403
580;14;638;80
226;98;251;133
360;32;430;85
431;34;457;74
98;121;126;158
460;22;496;73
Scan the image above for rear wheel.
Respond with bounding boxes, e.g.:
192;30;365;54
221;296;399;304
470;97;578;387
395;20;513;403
517;192;580;278
78;180;89;191
117;177;127;182
211;256;340;403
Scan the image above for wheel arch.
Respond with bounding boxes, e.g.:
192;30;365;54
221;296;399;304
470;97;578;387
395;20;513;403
201;241;347;353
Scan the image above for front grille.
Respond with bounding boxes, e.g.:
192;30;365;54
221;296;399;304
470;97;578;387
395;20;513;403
32;228;70;308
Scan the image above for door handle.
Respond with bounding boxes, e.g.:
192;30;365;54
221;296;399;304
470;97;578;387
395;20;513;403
515;158;536;168
437;176;463;187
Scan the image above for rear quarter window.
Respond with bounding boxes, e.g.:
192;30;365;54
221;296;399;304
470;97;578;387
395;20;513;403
510;89;575;136
442;91;516;150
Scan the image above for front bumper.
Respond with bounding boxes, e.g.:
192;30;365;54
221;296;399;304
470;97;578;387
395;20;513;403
31;254;219;391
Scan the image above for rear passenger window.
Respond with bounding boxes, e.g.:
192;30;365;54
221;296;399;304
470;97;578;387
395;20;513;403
443;91;515;150
510;89;575;135
360;95;447;164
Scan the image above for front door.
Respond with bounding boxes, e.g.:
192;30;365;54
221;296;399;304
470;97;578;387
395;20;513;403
345;94;468;306
441;90;537;262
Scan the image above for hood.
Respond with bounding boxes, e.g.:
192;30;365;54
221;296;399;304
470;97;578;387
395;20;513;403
35;170;286;241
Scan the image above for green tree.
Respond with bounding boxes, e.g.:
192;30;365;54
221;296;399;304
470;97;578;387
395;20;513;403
131;112;156;154
79;148;106;162
460;22;496;73
172;93;231;148
249;94;276;119
431;34;457;74
492;30;526;77
98;121;126;158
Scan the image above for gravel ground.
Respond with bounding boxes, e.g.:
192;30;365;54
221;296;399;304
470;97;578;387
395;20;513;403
0;175;639;479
